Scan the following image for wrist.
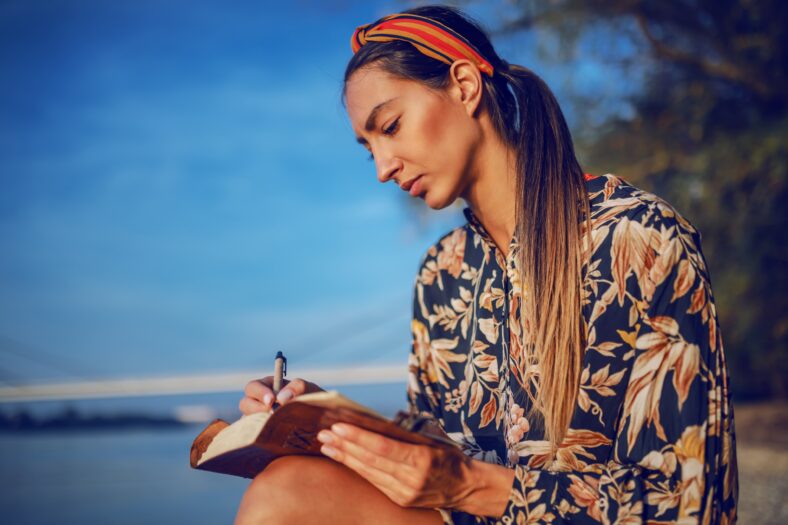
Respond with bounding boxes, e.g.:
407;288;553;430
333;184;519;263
457;459;515;517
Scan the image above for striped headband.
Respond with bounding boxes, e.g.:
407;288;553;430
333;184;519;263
350;13;495;77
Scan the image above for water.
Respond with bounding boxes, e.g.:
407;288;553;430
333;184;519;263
0;383;408;525
0;427;248;524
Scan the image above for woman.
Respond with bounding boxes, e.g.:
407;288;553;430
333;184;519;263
235;5;738;524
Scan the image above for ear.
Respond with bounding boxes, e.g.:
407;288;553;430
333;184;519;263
448;59;483;117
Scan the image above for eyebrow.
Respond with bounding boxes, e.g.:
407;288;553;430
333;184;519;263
355;97;398;144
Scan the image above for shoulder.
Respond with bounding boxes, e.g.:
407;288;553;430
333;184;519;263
411;224;472;329
419;225;469;262
584;174;711;305
415;223;472;284
586;173;703;251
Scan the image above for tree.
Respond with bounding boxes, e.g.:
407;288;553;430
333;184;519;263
494;0;788;397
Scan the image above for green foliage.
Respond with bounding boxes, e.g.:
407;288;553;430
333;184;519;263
500;0;788;398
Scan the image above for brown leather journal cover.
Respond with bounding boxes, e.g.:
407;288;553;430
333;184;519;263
190;396;457;479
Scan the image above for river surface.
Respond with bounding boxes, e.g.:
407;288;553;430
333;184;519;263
1;427;250;524
0;383;408;525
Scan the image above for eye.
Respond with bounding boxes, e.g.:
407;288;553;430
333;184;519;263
363;117;399;162
383;117;400;136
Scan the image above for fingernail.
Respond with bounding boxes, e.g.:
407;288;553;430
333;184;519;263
331;424;348;437
317;431;333;444
321;445;337;458
277;390;293;403
263;393;273;406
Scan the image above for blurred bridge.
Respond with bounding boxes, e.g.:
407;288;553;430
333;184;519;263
0;364;407;403
0;304;412;404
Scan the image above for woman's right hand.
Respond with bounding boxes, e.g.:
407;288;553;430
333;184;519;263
238;376;324;415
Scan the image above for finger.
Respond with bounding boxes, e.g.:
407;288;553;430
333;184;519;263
238;396;268;415
243;378;273;398
329;431;409;478
276;377;307;404
319;440;407;503
318;427;426;495
331;423;416;465
243;378;277;408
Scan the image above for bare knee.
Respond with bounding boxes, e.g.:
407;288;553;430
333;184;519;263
234;456;334;525
234;455;443;525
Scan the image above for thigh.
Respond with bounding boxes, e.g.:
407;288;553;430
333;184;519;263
239;455;445;525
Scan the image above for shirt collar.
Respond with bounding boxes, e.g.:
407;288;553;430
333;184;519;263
462;206;519;257
462;174;602;257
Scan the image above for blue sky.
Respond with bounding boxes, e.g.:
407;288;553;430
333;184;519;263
0;1;643;385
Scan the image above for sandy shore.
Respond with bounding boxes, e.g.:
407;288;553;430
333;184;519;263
732;400;788;524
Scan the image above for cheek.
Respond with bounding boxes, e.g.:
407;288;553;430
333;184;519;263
424;107;463;145
417;106;475;174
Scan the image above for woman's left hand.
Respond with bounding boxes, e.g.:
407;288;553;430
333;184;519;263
316;423;476;509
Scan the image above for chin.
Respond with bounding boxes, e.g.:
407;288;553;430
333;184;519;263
423;190;455;210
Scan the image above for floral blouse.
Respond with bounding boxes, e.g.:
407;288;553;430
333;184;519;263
406;174;738;524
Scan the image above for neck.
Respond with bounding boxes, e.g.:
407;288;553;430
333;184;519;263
461;128;518;258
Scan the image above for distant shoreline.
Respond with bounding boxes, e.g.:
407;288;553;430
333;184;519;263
0;406;190;432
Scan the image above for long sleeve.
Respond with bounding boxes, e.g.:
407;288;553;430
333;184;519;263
498;206;739;524
406;251;445;421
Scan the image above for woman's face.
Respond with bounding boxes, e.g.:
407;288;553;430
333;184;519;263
344;65;482;209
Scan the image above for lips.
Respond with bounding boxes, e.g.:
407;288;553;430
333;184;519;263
409;176;425;197
400;175;423;193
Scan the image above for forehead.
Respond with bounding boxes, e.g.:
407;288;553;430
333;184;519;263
345;68;429;128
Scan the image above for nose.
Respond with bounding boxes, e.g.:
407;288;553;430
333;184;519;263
373;147;403;184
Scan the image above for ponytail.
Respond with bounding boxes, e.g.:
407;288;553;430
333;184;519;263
499;63;591;450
